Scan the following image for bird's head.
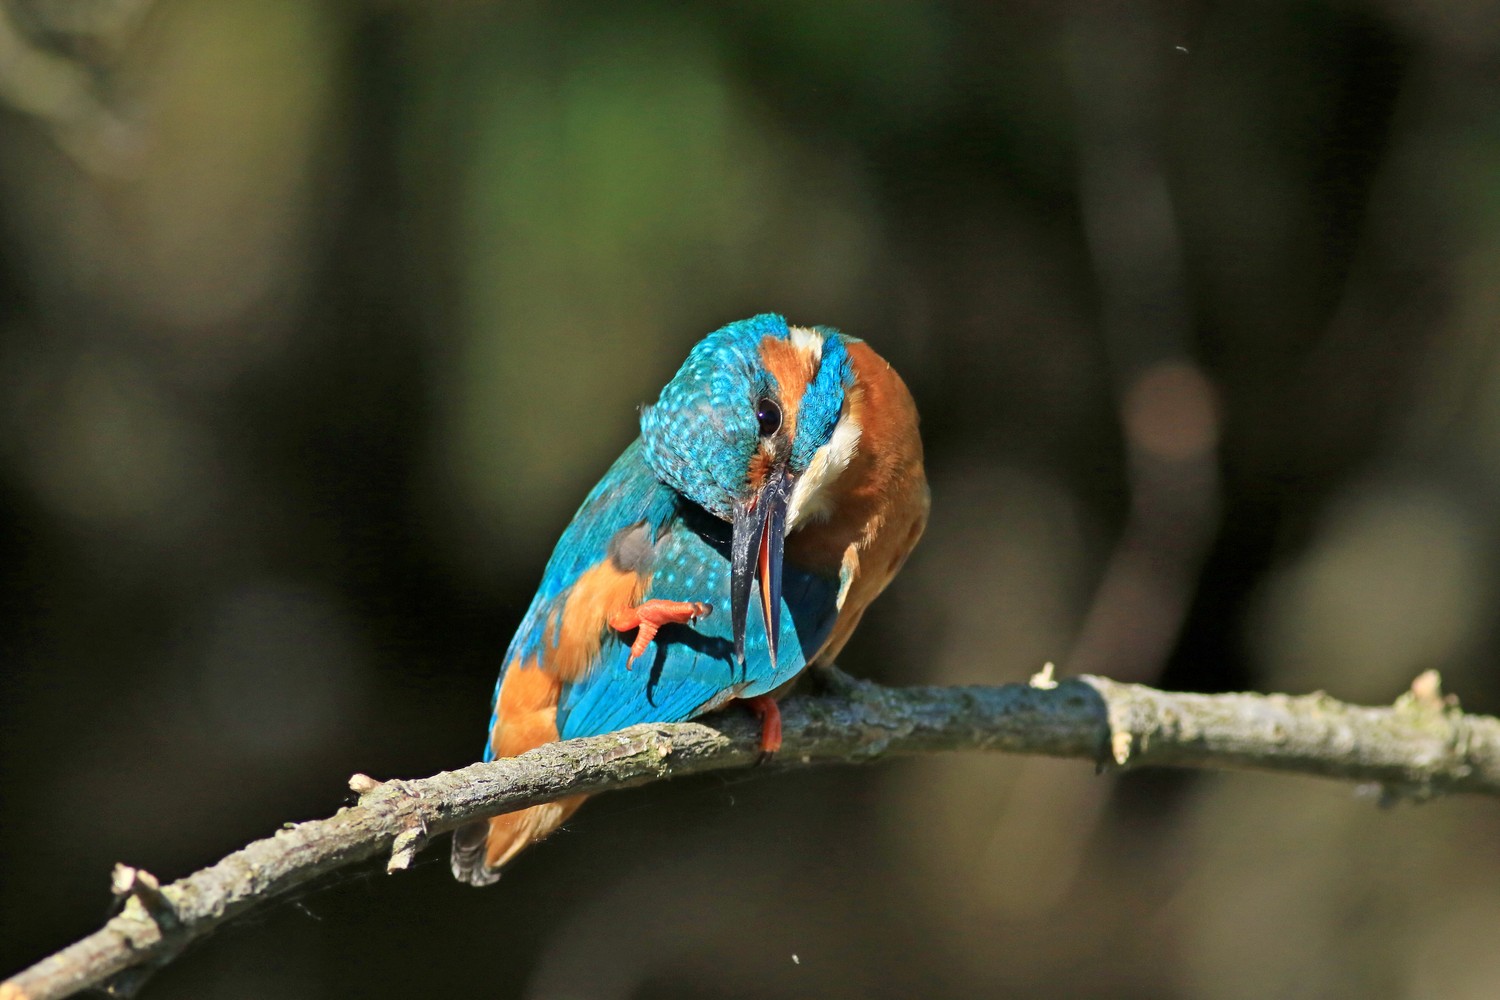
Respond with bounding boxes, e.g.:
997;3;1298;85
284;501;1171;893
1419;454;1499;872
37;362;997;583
641;313;863;665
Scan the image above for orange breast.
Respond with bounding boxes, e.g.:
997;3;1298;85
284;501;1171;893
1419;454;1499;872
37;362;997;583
489;658;562;759
787;339;929;664
483;658;585;870
546;561;646;682
489;559;646;758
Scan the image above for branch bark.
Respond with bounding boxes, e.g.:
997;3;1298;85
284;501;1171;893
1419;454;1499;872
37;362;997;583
5;668;1498;1000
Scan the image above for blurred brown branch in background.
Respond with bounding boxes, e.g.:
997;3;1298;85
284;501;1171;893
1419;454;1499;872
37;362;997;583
3;668;1497;1000
0;0;153;174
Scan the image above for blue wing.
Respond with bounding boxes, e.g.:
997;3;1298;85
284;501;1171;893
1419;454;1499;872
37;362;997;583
482;439;839;756
556;504;839;738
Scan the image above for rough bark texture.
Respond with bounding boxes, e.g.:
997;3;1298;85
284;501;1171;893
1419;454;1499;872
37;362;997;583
4;669;1497;1000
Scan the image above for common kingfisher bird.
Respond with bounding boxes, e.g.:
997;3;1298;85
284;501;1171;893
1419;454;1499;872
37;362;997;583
451;314;928;885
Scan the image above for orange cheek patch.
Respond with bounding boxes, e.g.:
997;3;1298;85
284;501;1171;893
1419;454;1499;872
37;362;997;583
490;658;562;759
548;561;647;682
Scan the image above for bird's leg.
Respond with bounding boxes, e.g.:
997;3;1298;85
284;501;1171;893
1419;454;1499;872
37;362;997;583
608;600;711;668
742;694;782;760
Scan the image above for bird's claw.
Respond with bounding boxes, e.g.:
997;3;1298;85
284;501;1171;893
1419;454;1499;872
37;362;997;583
743;694;782;758
609;600;712;668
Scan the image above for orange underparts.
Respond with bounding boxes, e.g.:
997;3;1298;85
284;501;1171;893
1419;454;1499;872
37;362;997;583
489;660;562;759
744;694;782;755
550;562;647;681
608;599;711;668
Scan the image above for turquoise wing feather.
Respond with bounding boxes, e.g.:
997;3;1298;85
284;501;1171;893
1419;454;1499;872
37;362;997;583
483;439;840;756
556;503;839;738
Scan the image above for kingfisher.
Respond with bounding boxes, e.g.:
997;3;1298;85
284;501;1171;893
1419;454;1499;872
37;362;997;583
450;314;928;885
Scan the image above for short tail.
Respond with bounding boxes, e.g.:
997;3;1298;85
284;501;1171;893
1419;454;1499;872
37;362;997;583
449;796;587;886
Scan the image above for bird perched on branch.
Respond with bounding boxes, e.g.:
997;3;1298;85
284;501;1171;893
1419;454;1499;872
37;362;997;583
451;314;928;885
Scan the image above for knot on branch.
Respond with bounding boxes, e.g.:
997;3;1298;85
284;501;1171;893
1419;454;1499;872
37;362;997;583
387;821;428;873
348;773;424;806
97;866;187;998
109;865;175;929
346;774;432;871
1375;670;1481;805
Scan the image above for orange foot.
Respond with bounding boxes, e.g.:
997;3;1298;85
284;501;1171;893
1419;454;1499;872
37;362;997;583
743;694;782;759
608;599;711;668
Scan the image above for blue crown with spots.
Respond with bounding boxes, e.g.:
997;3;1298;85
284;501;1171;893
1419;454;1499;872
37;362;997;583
641;314;854;519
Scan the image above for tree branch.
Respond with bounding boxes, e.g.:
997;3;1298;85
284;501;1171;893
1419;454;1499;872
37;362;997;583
5;668;1498;1000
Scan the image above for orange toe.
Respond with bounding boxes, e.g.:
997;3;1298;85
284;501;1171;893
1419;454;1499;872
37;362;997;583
610;600;711;668
744;695;782;755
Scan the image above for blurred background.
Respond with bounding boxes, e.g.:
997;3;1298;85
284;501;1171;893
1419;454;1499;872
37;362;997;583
3;1;1499;997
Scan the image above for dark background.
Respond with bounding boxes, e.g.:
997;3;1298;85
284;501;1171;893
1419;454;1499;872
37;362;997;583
3;2;1499;997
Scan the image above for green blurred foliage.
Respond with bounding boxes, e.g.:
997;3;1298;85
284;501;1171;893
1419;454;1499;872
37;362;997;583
437;8;881;552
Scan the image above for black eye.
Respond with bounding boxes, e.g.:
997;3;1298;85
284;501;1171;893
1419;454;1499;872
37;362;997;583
755;398;781;438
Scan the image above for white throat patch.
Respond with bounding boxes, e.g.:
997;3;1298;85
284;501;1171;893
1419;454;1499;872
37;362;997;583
786;406;862;531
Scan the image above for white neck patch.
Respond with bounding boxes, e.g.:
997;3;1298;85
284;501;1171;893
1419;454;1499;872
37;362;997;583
788;324;824;362
786;405;862;531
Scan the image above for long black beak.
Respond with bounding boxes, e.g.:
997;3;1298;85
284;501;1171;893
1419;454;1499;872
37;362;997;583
730;466;791;669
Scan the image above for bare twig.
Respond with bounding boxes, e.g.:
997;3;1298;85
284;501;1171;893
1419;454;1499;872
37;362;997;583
4;668;1498;1000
